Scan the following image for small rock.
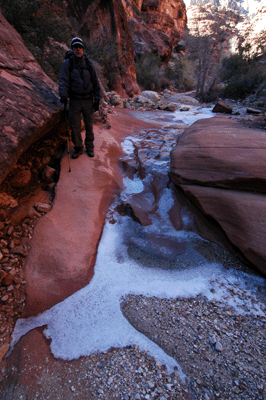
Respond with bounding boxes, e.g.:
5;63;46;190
42;166;56;180
11;169;32;188
11;245;28;257
141;90;161;103
209;335;217;345
0;192;18;208
247;107;261;114
110;94;124;108
212;101;232;114
166;102;178;111
0;269;7;283
2;273;15;286
0;210;6;221
215;340;223;352
7;226;14;236
0;342;10;363
42;156;51;165
34;203;52;213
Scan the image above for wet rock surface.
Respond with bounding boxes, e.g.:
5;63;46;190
0;103;266;400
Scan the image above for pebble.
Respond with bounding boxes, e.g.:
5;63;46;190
215;341;223;352
0;99;265;400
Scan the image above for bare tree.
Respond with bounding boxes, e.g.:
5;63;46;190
186;6;240;100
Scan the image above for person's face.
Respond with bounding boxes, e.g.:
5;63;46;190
72;44;84;58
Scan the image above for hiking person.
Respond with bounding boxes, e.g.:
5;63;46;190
59;37;101;159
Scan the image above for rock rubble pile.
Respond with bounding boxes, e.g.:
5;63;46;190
0;132;66;362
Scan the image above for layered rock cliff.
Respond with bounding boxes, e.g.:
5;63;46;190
237;3;266;55
183;0;263;19
186;2;266;56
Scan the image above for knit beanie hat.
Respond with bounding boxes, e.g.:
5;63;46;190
71;37;84;48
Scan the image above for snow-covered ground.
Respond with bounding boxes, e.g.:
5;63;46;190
10;106;266;372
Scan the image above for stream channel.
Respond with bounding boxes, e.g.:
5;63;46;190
9;105;266;374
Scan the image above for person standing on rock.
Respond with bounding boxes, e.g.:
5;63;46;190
59;37;101;159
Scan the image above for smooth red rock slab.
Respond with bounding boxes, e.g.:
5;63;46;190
181;185;266;275
170;115;266;275
23;110;157;317
170;115;266;193
0;328;94;399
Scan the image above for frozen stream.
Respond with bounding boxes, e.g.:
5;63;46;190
10;106;266;372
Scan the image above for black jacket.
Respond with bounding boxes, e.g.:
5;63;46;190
59;54;101;102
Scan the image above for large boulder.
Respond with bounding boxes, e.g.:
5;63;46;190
170;115;266;275
0;12;63;185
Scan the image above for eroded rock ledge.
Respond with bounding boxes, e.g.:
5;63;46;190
170;115;266;275
0;12;64;185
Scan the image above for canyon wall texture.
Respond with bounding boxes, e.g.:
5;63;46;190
0;13;64;185
62;0;187;95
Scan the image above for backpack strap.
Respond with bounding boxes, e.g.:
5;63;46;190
84;56;94;77
69;55;74;73
68;54;92;75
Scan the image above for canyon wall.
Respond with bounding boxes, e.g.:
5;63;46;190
186;2;266;57
63;0;187;95
0;12;64;185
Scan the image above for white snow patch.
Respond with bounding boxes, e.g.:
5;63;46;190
10;104;265;374
173;106;214;125
10;218;265;373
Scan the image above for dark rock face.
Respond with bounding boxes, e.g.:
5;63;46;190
80;0;139;96
170;115;266;275
0;12;64;186
62;0;187;95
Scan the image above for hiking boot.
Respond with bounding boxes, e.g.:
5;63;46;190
86;148;94;158
72;147;83;159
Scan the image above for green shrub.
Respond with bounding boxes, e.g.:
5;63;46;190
221;53;266;99
0;0;72;81
0;0;71;48
220;54;250;81
135;52;163;91
223;72;265;99
165;57;196;91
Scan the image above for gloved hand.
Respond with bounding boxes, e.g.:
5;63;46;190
93;101;100;112
60;96;68;105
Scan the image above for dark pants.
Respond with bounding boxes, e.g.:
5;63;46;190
69;97;94;150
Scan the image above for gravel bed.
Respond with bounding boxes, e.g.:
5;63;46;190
3;289;264;400
121;291;266;400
